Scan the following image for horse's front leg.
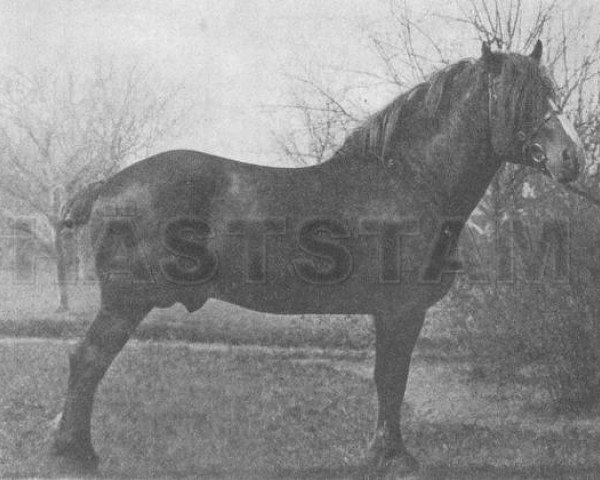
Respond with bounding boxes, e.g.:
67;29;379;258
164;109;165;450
366;308;426;476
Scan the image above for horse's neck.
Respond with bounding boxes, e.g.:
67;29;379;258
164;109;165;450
402;92;500;220
328;83;500;221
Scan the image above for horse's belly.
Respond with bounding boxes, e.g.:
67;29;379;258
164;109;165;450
93;207;459;315
216;286;451;315
165;265;456;315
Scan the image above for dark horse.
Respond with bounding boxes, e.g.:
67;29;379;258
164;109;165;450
53;42;584;476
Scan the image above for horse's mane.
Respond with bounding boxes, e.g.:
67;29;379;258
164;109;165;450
340;59;477;161
339;51;556;162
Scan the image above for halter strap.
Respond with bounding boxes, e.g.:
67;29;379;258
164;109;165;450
487;72;561;174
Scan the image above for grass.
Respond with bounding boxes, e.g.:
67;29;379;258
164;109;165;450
2;340;374;479
4;270;600;478
3;339;600;479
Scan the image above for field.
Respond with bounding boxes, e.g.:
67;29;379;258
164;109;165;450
1;274;600;479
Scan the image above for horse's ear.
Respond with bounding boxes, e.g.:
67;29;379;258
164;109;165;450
481;42;493;62
481;42;500;72
530;40;543;62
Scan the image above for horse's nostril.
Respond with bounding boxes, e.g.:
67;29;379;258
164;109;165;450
563;148;576;166
561;148;580;181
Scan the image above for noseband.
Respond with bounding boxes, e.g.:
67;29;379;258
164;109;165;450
488;73;561;174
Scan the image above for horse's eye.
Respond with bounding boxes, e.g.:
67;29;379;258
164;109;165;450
530;144;546;162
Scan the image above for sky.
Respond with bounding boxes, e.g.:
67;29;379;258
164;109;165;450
0;0;597;166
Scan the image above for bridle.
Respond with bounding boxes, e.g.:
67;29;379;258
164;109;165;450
487;73;561;175
486;71;600;208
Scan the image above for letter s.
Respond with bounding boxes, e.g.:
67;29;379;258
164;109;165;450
160;218;218;284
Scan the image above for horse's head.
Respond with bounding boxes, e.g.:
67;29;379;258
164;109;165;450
483;40;585;183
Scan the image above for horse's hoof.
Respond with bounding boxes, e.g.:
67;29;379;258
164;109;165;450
363;448;419;479
51;451;99;476
383;453;420;478
50;454;99;477
51;439;99;474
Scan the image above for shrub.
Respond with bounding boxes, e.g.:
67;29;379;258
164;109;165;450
448;187;600;412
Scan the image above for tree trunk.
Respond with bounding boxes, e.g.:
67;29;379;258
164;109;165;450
54;223;70;312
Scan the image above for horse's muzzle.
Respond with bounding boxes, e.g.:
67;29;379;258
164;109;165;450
558;147;582;184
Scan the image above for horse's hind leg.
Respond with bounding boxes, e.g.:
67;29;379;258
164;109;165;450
52;298;150;469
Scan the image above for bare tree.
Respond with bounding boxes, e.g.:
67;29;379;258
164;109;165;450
276;0;600;171
273;77;365;164
0;62;185;311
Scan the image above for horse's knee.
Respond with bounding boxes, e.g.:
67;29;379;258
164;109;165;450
70;340;111;368
87;307;140;350
68;341;114;386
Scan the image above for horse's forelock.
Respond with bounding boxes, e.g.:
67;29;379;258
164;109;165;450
497;55;556;132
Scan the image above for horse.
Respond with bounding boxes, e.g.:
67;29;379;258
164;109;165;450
52;41;584;476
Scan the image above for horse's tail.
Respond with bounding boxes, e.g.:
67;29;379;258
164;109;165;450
60;181;105;231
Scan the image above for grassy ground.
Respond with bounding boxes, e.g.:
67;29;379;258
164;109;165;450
2;339;600;479
3;272;600;478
